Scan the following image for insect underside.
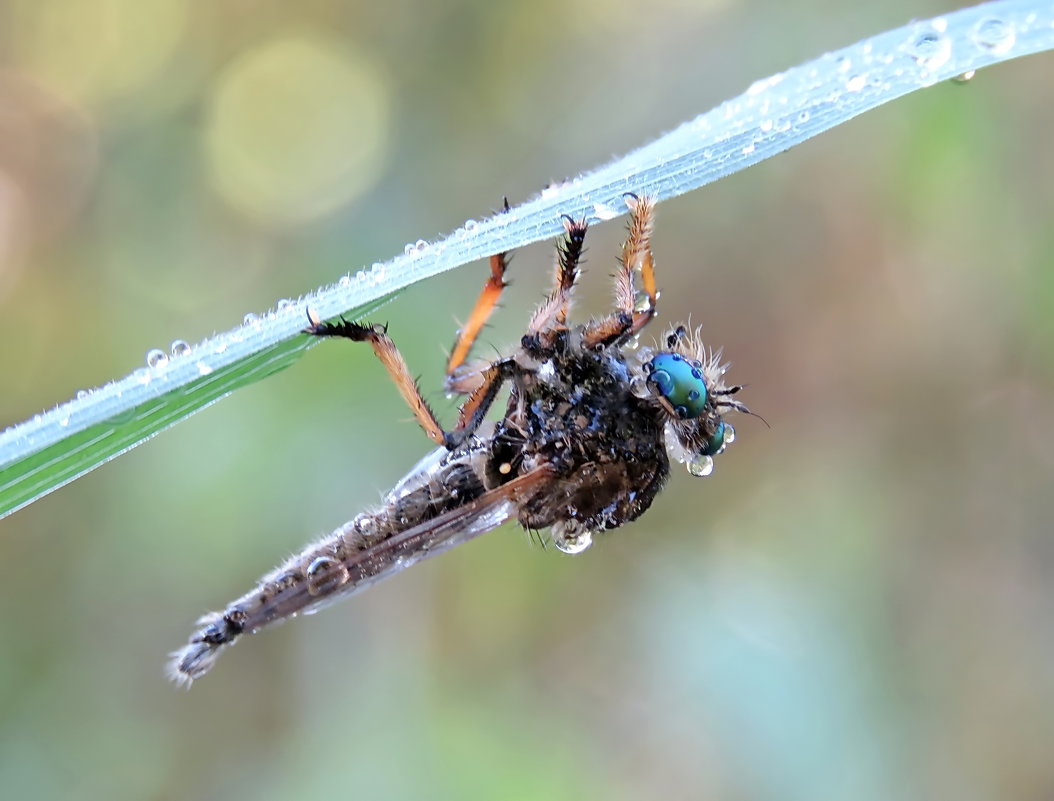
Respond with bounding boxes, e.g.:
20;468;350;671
169;195;750;685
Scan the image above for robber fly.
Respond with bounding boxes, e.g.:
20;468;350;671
169;194;752;684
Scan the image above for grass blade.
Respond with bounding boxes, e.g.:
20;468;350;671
2;0;1051;519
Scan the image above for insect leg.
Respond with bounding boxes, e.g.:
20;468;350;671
582;193;657;348
449;358;517;448
445;201;511;389
619;193;658;323
525;215;587;344
307;313;517;450
307;316;450;447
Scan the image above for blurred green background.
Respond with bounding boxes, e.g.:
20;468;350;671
2;1;1053;799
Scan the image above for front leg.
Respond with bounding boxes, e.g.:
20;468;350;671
582;193;659;349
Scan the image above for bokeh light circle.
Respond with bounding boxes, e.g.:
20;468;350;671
205;37;390;226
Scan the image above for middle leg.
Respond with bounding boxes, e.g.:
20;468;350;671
523;214;588;352
444;200;513;396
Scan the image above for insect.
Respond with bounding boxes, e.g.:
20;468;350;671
169;194;752;685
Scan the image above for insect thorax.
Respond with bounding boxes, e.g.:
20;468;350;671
499;334;670;533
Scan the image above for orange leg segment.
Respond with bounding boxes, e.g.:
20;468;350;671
445;250;509;378
307;312;515;450
445;198;513;385
582;194;659;348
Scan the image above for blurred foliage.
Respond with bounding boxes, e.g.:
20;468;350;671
1;1;1052;800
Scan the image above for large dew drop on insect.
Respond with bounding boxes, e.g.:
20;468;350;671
306;555;349;596
551;522;593;555
687;454;714;477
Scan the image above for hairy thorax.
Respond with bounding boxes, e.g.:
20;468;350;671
497;331;670;533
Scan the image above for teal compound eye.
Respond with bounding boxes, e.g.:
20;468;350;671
646;352;708;418
699;421;726;457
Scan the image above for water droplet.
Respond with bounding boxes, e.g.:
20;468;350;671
170;339;191;357
759;119;774;133
741;143;756;156
723;423;736;447
146;349;168;369
746;75;782;96
972;17;1015;54
403;243;415;256
845;74;866;92
76;389;90;401
633;292;652;313
593;202;618;221
623;335;641;353
414;239;429;252
463;218;478;231
356;515;378;538
551;522;593;555
133;367;151;386
338;274;352;288
687;454;715;477
59;415;70;427
196;361;214;376
305;556;349;596
952;70;976;83
275;298;292;312
243;312;260;325
907;29;952;71
835;56;851;73
213;341;228;354
797;110;811;124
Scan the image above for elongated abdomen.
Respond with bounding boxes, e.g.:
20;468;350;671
169;444;492;684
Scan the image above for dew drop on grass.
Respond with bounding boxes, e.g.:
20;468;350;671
845;74;866;92
972;18;1015;54
907;29;952;71
146;349;168;369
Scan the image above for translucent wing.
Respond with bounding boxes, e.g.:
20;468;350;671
259;466;553;621
169;466;553;684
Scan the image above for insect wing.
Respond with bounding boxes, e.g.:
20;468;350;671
351;470;545;584
267;467;553;621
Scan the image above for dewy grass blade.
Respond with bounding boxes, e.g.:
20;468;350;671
1;0;1052;519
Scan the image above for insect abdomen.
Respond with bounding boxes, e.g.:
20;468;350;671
168;452;490;684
